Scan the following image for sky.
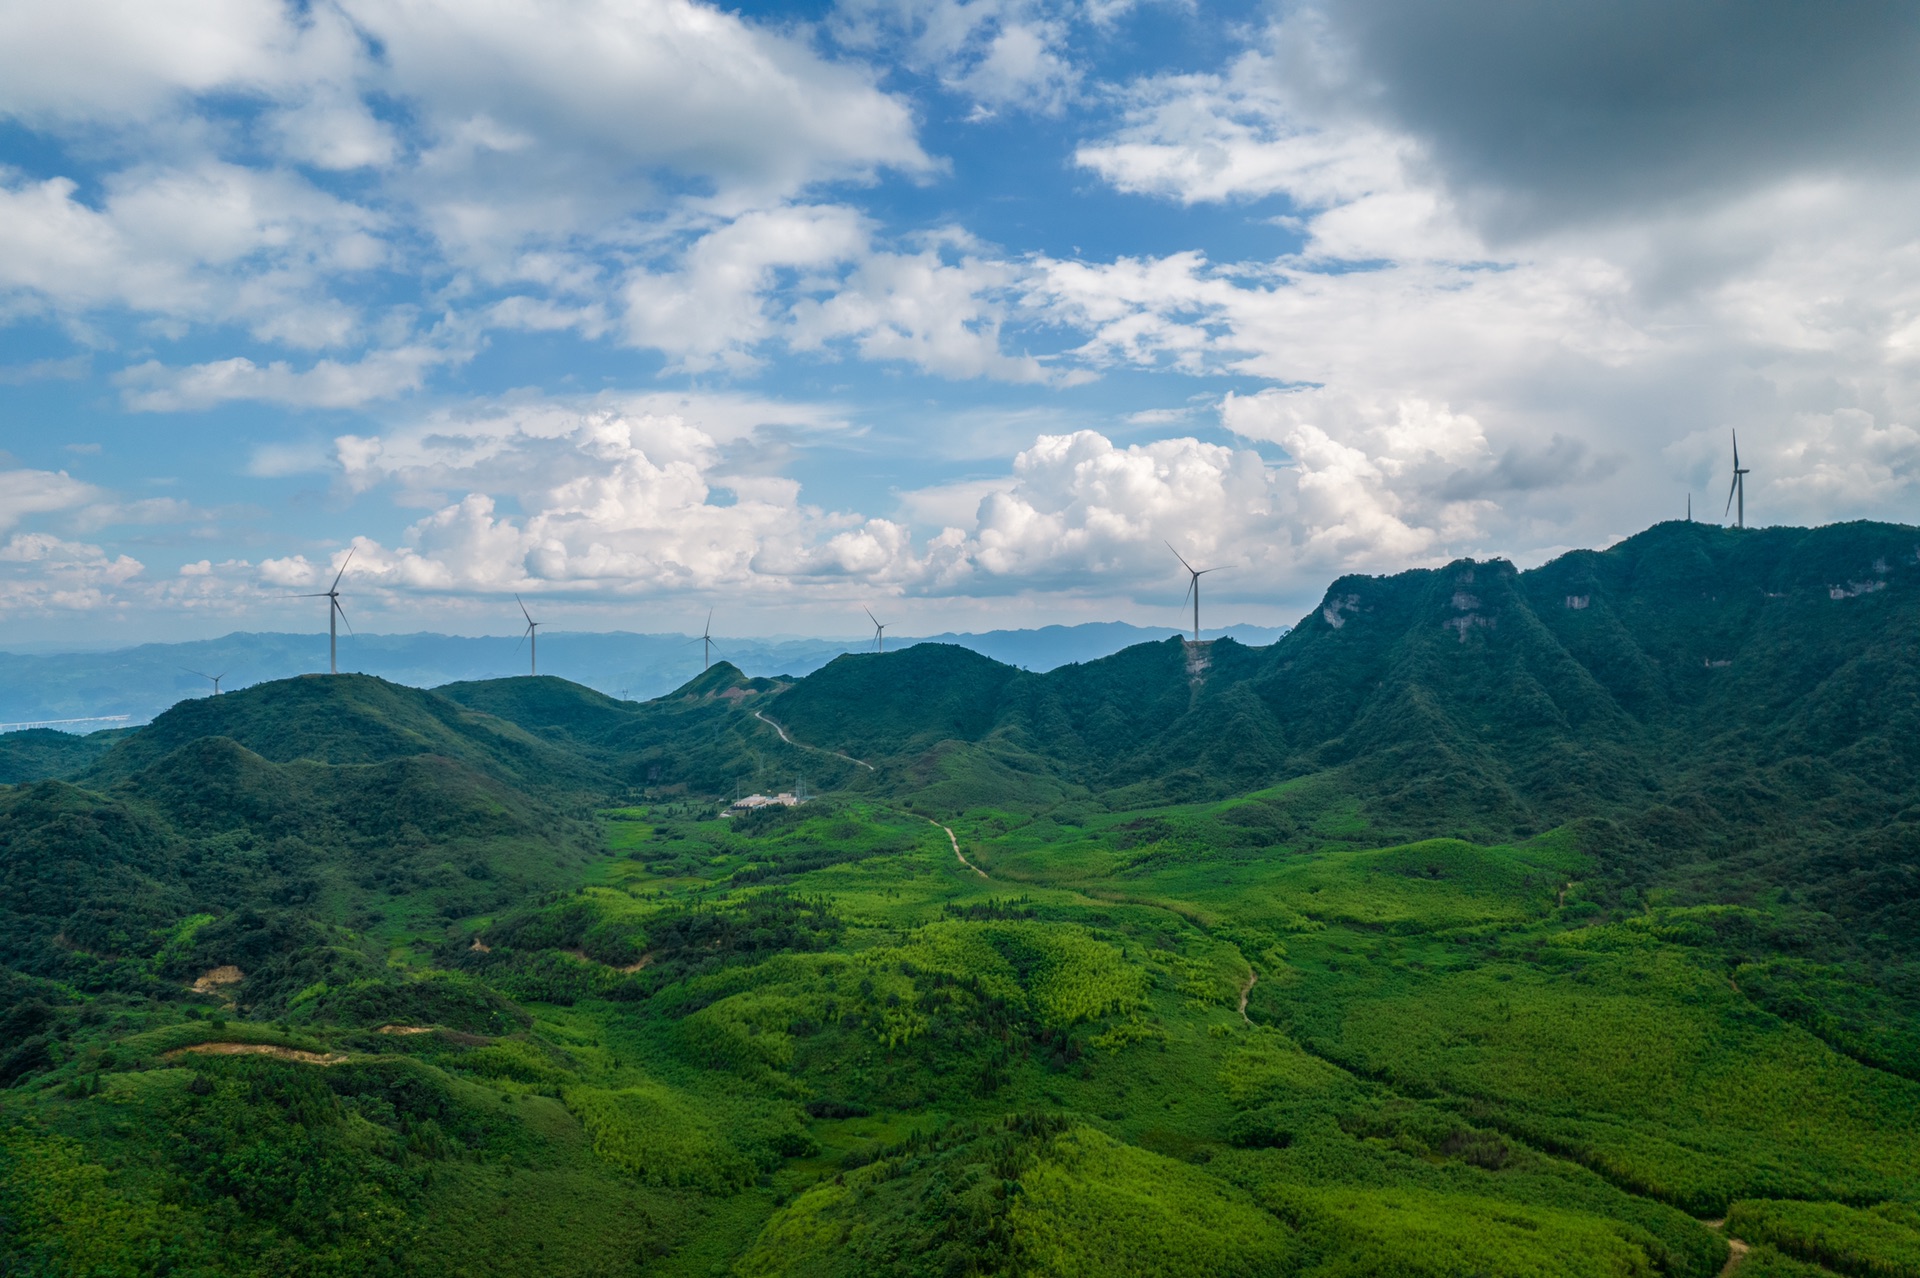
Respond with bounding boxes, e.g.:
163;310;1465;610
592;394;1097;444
2;0;1918;645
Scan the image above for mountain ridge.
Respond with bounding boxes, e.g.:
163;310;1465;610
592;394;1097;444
5;517;1919;1277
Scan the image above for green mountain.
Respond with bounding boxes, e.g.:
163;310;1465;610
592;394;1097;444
3;520;1919;1278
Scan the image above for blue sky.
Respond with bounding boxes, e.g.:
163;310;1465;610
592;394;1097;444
3;0;1919;644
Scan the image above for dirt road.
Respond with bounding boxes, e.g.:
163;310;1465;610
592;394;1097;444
928;818;988;879
753;710;874;771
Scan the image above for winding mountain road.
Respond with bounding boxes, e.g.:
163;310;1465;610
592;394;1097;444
746;706;986;880
753;709;874;771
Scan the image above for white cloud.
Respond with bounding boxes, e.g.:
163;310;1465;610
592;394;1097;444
964;430;1283;584
1222;388;1496;567
1075;45;1412;214
830;0;1082;117
1036;10;1920;566
308;399;938;597
0;467;102;532
0;0;935;388
0;531;143;612
624;205;871;372
116;342;467;411
353;0;930;241
0;0;316;125
0;162;384;344
616;210;1056;381
788;241;1051;381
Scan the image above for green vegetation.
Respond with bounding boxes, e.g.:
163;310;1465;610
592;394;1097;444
1726;1199;1920;1277
3;519;1918;1274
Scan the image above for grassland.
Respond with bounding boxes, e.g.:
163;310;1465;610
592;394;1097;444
12;784;1902;1275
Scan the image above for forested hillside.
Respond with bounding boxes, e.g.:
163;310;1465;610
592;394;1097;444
3;519;1917;1278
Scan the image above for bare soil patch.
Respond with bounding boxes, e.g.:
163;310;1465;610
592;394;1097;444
167;1042;348;1066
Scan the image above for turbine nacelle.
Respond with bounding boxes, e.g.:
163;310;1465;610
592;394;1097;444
1167;542;1223;643
686;609;719;671
514;593;542;676
1725;429;1752;529
288;547;355;674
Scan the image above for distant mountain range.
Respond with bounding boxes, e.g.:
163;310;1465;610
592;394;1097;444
0;621;1289;728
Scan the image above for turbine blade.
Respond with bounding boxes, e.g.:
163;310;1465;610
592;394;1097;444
705;607;713;639
516;592;533;625
1731;428;1740;469
1725;473;1738;515
864;606;878;627
334;599;353;636
329;545;356;593
1165;540;1196;574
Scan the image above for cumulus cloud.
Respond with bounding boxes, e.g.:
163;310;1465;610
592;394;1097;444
0;163;385;344
1041;7;1920;567
250;398;1375;607
0;0;933;380
0;467;102;532
355;0;930;235
788;239;1052;382
0;531;143;612
615;210;1058;380
624;205;871;372
964;430;1283;585
303;399;943;598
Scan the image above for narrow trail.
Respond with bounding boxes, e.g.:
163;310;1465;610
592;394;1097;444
752;709;874;771
929;818;988;879
1701;1222;1749;1276
1238;969;1257;1022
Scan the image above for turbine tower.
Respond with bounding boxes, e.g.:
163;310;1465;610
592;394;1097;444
515;594;541;676
686;610;719;671
185;668;228;695
292;548;354;674
1725;430;1751;529
865;607;888;654
1167;542;1221;643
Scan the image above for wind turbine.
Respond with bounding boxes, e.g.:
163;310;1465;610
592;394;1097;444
184;668;227;695
514;594;541;676
1725;430;1751;529
864;607;888;654
292;548;354;675
1167;542;1222;643
686;610;719;671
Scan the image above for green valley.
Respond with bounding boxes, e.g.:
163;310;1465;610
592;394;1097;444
3;519;1918;1276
